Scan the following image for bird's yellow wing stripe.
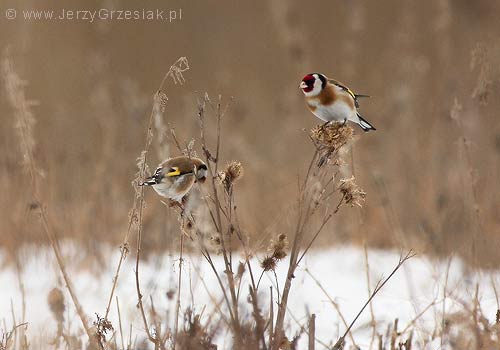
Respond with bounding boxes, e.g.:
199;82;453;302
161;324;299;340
329;79;356;99
167;168;181;176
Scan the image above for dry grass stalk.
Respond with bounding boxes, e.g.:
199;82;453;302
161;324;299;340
450;97;484;266
308;314;315;350
304;268;357;347
333;251;415;350
101;57;190;349
272;123;359;349
2;50;98;348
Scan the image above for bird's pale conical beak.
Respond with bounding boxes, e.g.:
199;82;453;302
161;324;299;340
299;81;307;89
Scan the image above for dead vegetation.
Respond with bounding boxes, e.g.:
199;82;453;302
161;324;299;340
3;52;499;350
1;2;500;348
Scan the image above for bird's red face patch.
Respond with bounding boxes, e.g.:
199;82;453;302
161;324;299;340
301;74;315;92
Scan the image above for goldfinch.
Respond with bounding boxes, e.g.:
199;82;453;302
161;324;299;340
299;73;376;132
140;156;207;202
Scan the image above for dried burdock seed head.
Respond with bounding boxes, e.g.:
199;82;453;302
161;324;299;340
273;249;287;261
339;176;366;208
270;233;288;261
226;161;243;181
218;161;244;191
47;287;65;323
310;123;354;151
260;255;277;272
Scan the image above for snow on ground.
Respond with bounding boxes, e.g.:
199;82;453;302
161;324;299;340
1;244;499;349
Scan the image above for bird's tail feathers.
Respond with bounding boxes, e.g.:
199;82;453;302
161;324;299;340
355;93;370;99
357;113;376;132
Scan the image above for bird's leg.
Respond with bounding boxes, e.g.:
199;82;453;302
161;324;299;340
342;118;347;126
320;120;330;131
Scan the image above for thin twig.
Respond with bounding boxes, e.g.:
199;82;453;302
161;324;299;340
333;250;416;349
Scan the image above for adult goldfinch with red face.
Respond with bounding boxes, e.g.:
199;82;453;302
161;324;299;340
299;73;376;132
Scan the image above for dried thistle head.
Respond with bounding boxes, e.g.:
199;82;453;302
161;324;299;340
260;255;277;272
310;123;354;167
218;161;244;191
93;314;114;344
310;123;354;151
270;234;288;261
339;176;366;207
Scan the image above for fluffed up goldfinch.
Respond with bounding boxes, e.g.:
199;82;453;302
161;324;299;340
140;156;208;202
299;73;376;132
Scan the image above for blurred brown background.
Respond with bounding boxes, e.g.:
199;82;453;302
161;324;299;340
1;0;499;266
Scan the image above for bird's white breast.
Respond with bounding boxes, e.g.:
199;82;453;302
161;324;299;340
309;99;355;123
152;175;193;202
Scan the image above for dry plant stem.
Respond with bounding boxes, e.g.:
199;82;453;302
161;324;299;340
308;314;315;350
116;297;125;350
285;307;330;349
104;57;189;323
135;204;156;344
269;287;274;347
199;249;236;325
441;256;452;347
197;96;242;341
173;233;184;349
1;322;28;350
305;268;356;347
364;243;377;350
333;251;416;349
400;298;439;335
272;141;344;348
191;260;231;327
273;151;321;349
2;53;98;347
490;276;500;311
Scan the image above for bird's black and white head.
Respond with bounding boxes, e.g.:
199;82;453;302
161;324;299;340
194;162;208;183
299;73;327;97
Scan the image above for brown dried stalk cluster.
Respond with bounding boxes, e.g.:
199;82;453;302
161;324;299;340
4;52;421;350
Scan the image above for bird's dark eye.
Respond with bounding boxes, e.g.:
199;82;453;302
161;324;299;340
302;74;315;85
